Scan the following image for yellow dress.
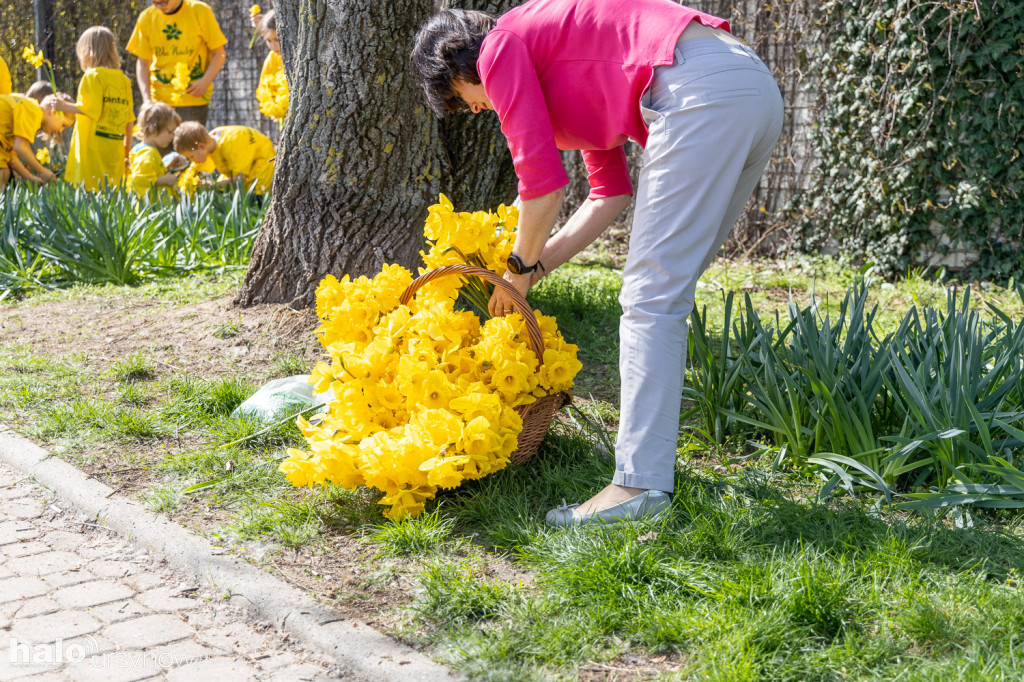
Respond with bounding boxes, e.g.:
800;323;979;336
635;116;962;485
256;51;288;122
126;0;228;108
129;142;175;198
65;67;135;191
0;55;11;95
0;94;43;169
209;125;275;194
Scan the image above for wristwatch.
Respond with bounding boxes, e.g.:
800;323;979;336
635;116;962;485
506;253;544;275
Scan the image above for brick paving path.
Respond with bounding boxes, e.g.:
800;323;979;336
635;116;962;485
0;461;350;681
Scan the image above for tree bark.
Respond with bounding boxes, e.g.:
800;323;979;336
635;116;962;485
237;0;518;308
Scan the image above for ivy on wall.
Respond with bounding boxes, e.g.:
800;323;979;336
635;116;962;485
800;0;1024;280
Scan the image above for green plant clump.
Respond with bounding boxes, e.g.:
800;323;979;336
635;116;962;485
0;183;264;299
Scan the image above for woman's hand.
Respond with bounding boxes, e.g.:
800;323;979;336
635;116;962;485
488;270;533;317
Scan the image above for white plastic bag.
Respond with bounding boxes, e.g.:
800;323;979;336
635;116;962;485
231;375;331;422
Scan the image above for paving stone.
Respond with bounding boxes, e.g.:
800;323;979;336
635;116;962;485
0;654;62;680
53;580;136;609
42;569;95;589
138;639;219;668
121;572;166;593
134;586;200;613
196;622;268;655
89;598;150;624
12;610;102;643
0;520;40;545
104;613;195;649
85;559;137;579
13;596;60;618
0;577;50;604
0;484;33;501
3;499;46;519
0;564;13;579
8;550;84;576
65;654;162;682
42;529;90;551
268;662;331;681
2;541;51;559
164;656;259;682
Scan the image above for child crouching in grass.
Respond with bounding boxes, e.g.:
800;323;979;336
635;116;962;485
50;26;136;191
129;102;184;198
173;121;275;195
0;93;74;189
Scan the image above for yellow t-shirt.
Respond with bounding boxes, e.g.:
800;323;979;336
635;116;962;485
209;125;276;194
129;142;175;197
127;0;227;108
0;94;43;167
0;55;11;95
65;68;135;191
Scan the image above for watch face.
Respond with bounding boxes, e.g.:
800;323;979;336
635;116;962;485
507;255;524;274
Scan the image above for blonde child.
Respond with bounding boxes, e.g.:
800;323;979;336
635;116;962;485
173;122;275;194
129;102;184;197
50;27;135;191
254;10;288;123
0;93;74;189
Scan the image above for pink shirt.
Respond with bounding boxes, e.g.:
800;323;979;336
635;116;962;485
477;0;728;200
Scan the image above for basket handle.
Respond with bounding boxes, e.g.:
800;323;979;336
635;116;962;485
399;264;545;363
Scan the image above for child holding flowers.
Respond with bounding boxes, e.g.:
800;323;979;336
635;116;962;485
0;93;73;189
56;27;135;191
253;10;289;125
129;102;184;197
173;121;275;194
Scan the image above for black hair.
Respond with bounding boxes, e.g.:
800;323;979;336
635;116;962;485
410;9;496;117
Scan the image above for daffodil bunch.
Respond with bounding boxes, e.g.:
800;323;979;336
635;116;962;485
279;197;582;520
169;62;192;105
177;163;201;195
22;46;57;96
419;194;519;316
256;69;289;126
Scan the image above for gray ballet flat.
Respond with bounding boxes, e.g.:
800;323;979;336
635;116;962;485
544;490;671;528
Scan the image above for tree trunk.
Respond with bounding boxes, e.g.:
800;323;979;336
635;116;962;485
237;0;518;308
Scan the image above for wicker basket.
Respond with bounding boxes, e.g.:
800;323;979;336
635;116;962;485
399;264;572;465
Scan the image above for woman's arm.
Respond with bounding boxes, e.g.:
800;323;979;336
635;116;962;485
538;194;631;273
488;188;563;316
136;58;152;104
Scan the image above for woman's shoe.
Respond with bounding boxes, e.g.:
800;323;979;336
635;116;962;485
545;490;670;528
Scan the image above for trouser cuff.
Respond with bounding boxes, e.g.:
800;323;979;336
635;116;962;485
612;470;674;493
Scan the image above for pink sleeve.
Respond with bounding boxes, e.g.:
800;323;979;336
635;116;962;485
477;31;569;200
581;147;632;199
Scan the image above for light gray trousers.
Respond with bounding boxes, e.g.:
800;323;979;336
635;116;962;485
612;38;784;492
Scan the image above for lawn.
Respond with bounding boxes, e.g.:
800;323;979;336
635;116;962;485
2;257;1024;680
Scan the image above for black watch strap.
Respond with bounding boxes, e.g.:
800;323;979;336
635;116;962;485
507;253;543;275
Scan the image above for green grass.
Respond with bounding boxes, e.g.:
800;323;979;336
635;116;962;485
4;256;1024;679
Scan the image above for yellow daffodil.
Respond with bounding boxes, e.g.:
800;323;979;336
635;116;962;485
35;148;50;166
278;196;581;519
250;3;261;14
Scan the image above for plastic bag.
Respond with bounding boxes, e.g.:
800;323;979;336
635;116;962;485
231;375;331;422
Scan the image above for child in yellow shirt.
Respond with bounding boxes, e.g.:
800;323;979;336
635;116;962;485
0;94;74;190
174;122;275;194
53;27;135;191
0;54;11;95
129;102;184;198
254;10;288;124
